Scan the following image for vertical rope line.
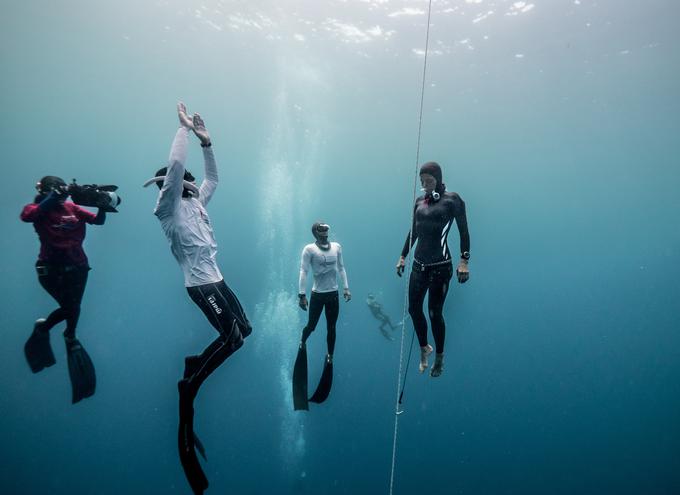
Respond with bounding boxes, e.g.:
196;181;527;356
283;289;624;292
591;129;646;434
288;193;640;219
389;1;434;494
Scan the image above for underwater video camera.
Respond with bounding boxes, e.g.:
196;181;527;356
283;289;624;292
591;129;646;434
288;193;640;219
68;180;122;212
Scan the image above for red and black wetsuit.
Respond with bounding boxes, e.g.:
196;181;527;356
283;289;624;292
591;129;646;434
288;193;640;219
401;191;470;353
20;193;105;338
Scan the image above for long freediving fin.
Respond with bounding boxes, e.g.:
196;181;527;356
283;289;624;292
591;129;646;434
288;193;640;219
193;432;207;461
292;343;309;411
66;338;96;404
179;419;209;494
309;356;333;404
24;320;56;373
179;380;209;495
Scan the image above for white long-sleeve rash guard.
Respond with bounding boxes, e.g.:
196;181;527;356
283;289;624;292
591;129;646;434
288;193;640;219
154;127;223;287
298;242;349;294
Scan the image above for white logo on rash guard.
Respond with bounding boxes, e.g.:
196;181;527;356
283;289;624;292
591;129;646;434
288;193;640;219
52;214;79;230
207;294;222;314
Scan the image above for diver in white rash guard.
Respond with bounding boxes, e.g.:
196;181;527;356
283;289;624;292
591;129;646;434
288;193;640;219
292;222;351;410
144;102;251;495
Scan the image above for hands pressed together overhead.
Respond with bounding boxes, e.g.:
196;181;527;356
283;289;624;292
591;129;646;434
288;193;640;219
177;101;211;147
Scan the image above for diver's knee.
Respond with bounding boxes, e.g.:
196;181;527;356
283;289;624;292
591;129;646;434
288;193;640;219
222;319;245;347
68;305;82;317
428;306;444;318
240;321;252;338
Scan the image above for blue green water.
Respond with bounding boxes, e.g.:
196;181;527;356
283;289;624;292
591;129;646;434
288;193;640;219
1;1;679;493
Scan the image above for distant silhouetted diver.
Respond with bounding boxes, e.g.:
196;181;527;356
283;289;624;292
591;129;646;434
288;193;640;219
366;293;398;341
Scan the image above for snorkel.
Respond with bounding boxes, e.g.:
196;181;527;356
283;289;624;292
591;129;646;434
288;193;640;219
142;176;200;198
143;166;200;198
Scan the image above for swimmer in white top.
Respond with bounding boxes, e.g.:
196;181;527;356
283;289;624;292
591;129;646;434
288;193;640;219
144;102;251;494
292;222;351;410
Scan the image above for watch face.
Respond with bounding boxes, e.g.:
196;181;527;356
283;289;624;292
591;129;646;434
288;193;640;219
462;251;470;260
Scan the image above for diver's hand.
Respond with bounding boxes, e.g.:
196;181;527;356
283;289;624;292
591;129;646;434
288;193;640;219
298;294;308;311
343;289;352;302
456;259;469;283
53;184;69;197
396;256;406;277
193;113;211;146
177;102;194;129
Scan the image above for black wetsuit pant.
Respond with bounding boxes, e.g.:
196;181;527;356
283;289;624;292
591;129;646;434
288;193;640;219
35;262;89;339
408;262;453;354
183;279;251;397
301;291;339;355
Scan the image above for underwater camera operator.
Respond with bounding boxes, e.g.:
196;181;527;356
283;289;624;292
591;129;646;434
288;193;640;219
20;175;120;403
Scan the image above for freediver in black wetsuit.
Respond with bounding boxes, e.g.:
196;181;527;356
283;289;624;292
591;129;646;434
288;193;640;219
366;293;398;341
396;162;470;377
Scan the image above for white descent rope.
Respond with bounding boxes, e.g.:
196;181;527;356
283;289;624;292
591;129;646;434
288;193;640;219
389;0;434;494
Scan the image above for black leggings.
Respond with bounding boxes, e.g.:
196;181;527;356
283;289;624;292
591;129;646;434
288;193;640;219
36;263;89;339
184;280;251;396
408;262;453;354
301;291;339;355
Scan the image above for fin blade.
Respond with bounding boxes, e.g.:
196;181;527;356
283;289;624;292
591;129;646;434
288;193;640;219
24;328;56;373
193;432;207;461
292;344;309;411
178;395;209;494
309;359;333;404
66;340;96;404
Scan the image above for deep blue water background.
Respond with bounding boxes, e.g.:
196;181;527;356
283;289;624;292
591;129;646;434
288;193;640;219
1;1;679;494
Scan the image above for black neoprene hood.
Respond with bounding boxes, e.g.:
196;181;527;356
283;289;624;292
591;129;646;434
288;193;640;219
419;162;446;194
37;175;66;193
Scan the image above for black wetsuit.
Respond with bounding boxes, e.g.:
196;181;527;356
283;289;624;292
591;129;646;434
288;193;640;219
36;264;90;340
301;291;339;355
182;281;252;400
402;192;470;353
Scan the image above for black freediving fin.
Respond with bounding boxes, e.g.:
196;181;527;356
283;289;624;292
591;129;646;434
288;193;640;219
309;356;333;404
292;343;309;411
179;418;209;494
193;432;207;461
178;381;209;495
66;338;96;404
24;320;56;373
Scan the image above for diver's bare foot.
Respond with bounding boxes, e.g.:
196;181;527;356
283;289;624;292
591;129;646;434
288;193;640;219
193;113;211;146
419;344;433;373
430;353;444;377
